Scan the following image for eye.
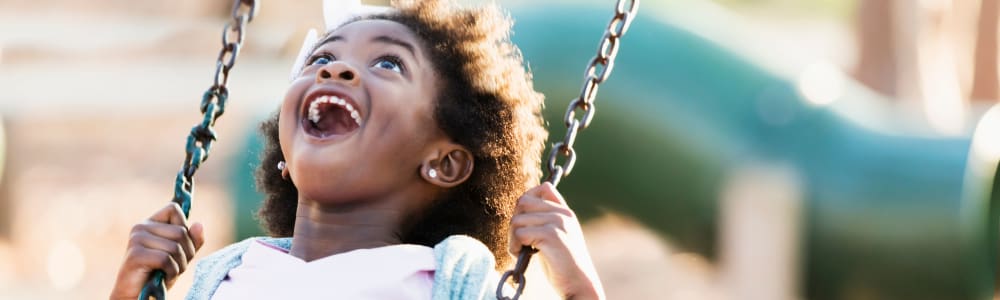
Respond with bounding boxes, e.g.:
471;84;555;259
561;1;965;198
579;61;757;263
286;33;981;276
307;53;335;66
373;55;404;73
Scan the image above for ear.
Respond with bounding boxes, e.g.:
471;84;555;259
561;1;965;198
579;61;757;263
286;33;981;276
421;145;474;188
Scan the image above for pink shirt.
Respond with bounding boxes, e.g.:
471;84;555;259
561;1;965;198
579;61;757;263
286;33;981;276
211;239;435;299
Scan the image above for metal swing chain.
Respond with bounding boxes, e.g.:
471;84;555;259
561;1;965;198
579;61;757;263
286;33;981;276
138;0;259;299
496;0;638;299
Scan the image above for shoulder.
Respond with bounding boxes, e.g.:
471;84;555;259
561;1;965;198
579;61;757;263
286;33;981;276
433;235;495;268
431;235;504;300
185;236;292;300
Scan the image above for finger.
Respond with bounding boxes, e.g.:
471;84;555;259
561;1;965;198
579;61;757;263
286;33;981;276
510;212;565;230
535;182;566;204
508;226;530;256
133;231;190;275
509;213;565;255
112;247;157;299
136;222;196;263
510;225;567;255
168;202;189;227
126;247;180;284
148;203;189;228
189;222;206;251
525;183;548;198
147;203;176;224
516;194;573;216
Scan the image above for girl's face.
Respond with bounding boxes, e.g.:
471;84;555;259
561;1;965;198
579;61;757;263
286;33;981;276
278;19;446;205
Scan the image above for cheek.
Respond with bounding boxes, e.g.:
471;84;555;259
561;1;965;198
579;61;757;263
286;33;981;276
277;119;292;158
281;80;310;115
277;80;310;154
367;99;436;157
386;110;441;159
383;90;438;138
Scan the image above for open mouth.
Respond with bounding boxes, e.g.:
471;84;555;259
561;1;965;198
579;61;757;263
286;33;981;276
301;95;362;139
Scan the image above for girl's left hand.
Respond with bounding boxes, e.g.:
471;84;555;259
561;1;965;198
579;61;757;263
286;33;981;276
509;182;604;300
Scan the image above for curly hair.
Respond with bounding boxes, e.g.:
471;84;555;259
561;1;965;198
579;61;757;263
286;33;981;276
255;0;547;269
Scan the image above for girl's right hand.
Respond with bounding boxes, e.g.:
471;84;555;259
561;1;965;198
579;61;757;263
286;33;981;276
109;203;205;300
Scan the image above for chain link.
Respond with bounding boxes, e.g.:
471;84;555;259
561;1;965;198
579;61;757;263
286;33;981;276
138;1;258;299
496;0;638;299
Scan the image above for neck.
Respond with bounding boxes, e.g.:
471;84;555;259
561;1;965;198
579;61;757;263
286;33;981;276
288;198;409;262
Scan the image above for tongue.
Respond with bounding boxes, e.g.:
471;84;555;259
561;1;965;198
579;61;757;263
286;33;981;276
313;105;356;135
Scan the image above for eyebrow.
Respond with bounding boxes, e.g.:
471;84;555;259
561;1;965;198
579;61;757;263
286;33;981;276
372;35;417;58
313;34;418;59
310;35;343;54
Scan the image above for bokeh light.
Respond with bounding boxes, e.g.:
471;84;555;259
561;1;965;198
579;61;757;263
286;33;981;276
797;61;845;106
46;239;85;291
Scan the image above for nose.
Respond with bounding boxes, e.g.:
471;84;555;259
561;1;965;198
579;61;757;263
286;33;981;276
317;61;360;86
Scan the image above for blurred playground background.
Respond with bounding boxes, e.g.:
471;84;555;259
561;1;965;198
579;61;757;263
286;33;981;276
4;0;1000;299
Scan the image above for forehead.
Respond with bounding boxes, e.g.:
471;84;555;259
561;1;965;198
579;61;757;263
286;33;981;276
325;19;422;48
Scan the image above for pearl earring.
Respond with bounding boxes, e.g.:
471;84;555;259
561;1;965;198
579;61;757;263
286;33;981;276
428;168;438;179
278;161;290;180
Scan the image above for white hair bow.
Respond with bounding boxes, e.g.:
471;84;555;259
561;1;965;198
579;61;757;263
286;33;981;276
289;0;391;81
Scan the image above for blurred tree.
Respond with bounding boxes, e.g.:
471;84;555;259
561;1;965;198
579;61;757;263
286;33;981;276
712;0;856;18
855;0;1000;104
852;0;982;133
854;0;899;97
0;117;7;240
972;0;999;101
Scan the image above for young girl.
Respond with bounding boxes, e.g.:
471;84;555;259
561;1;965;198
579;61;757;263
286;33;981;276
109;0;604;299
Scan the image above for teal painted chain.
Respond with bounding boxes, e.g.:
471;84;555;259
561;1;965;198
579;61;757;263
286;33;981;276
496;0;639;299
138;0;258;299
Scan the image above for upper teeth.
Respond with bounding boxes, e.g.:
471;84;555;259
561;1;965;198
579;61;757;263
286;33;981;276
308;95;362;126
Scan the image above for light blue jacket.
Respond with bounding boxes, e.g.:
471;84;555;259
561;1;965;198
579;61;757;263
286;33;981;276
185;235;502;300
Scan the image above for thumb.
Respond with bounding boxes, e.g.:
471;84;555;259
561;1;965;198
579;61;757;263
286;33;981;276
190;222;206;251
528;182;565;205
